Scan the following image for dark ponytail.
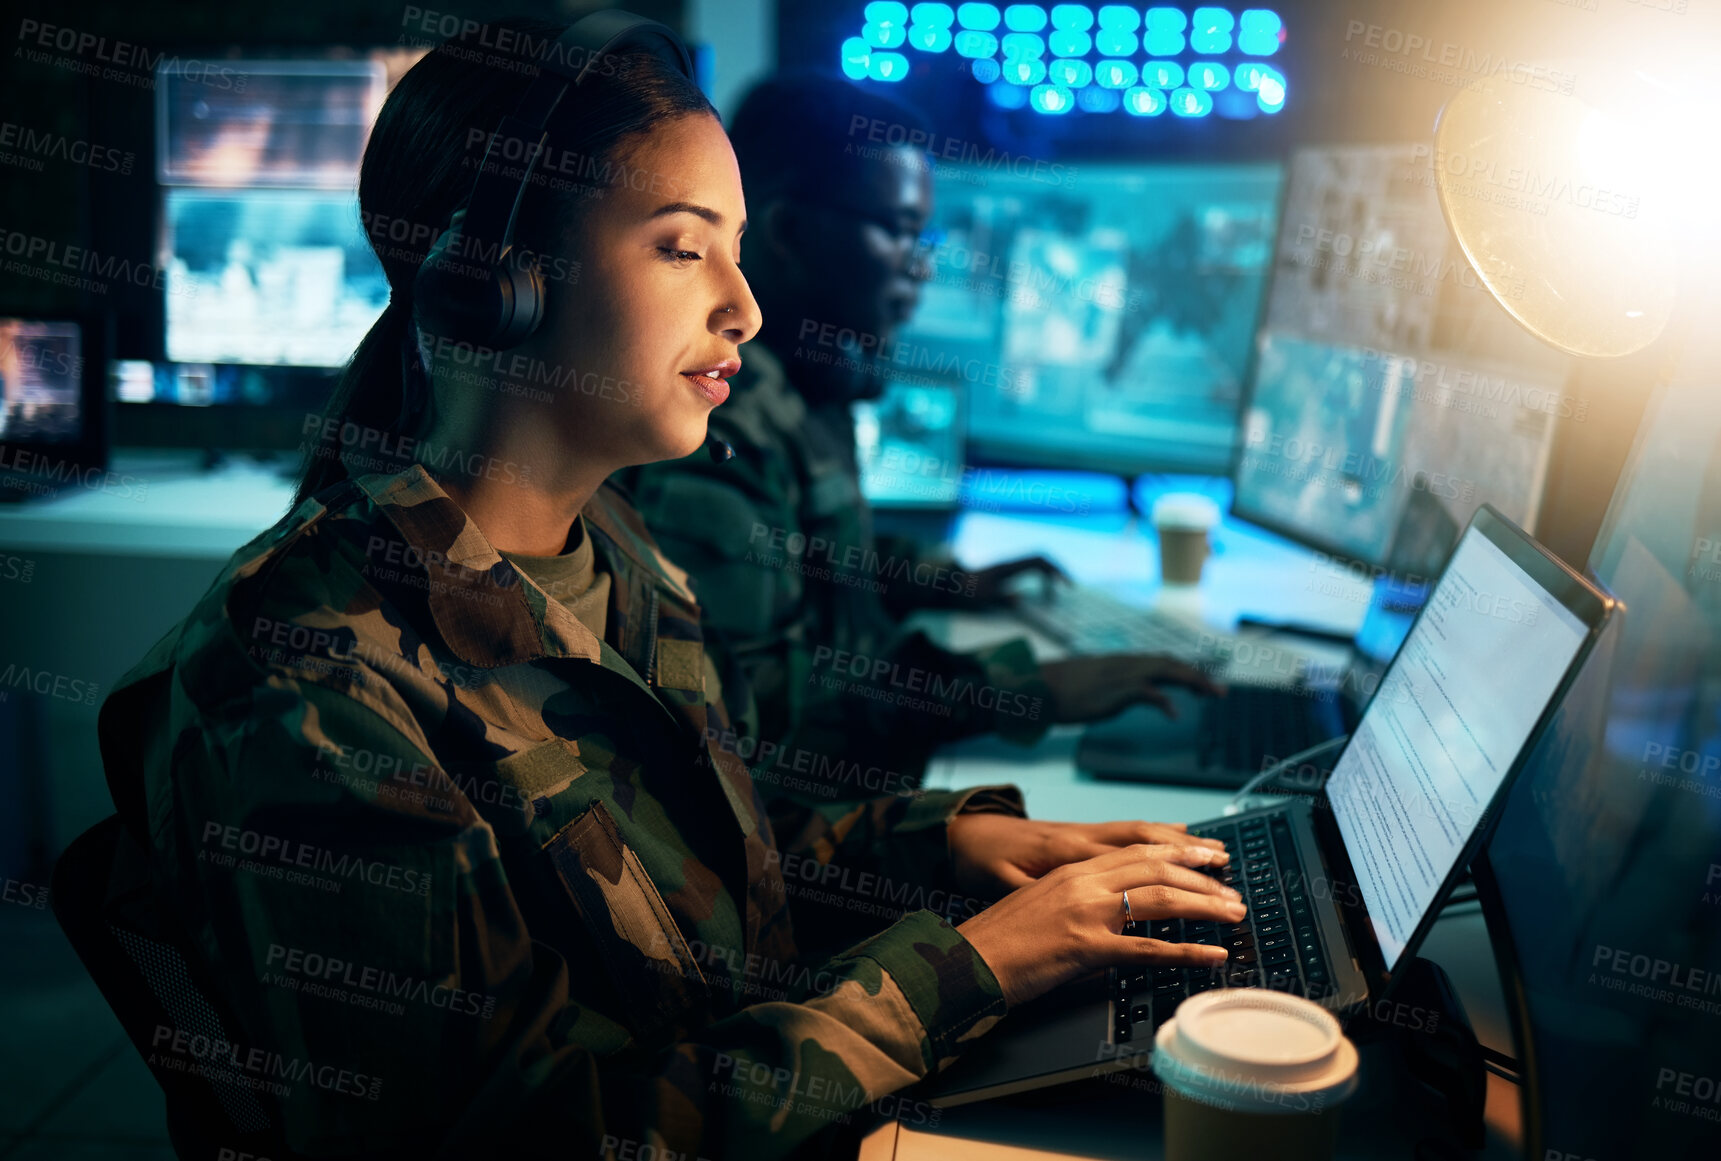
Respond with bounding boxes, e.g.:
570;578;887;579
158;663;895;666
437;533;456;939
293;17;717;510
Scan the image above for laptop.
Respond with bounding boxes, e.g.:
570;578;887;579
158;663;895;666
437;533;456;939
926;506;1618;1105
1071;583;1426;789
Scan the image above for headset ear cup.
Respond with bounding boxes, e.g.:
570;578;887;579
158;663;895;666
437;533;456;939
492;256;547;348
414;213;547;349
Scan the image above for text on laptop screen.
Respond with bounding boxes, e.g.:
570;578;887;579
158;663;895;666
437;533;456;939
1327;526;1588;969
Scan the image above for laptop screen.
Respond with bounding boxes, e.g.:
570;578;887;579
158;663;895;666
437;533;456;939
1326;523;1591;969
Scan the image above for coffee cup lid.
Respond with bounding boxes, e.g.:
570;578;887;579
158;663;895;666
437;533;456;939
1151;493;1221;530
1151;990;1359;1115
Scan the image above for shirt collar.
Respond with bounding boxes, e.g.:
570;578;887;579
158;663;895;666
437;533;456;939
352;463;694;671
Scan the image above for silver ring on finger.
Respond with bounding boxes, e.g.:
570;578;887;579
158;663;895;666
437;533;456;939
1121;889;1133;925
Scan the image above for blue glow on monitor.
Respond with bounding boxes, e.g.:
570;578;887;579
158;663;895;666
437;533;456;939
1004;4;1048;31
988;78;1029;106
866;1;910;21
957;2;1001;29
912;2;956;24
1002;56;1047;83
970;56;1002;81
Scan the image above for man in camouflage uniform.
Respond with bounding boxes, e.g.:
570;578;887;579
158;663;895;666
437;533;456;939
96;461;1026;1160
624;75;1216;796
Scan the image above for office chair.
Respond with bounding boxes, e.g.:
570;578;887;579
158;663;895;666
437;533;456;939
52;814;296;1161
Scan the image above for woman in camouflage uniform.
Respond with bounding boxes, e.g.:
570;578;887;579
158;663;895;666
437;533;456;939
95;17;1245;1160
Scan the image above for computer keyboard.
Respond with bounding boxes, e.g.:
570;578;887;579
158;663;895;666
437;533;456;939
1111;814;1334;1044
1014;584;1217;662
1196;684;1332;772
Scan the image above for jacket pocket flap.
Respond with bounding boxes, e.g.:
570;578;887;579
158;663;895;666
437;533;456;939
542;802;709;1037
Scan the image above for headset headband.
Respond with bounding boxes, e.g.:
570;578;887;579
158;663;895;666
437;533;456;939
459;13;696;259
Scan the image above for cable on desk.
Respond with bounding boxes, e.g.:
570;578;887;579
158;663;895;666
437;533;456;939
1222;734;1350;815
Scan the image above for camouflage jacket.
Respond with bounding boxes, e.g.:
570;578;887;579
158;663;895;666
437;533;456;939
621;344;1053;794
94;462;1021;1161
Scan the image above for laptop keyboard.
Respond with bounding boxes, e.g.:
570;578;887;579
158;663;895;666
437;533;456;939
1111;814;1335;1044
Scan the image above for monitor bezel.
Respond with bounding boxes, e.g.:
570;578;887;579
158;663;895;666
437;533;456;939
1310;503;1618;1010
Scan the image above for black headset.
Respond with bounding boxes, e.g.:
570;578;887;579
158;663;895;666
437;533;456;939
412;11;695;350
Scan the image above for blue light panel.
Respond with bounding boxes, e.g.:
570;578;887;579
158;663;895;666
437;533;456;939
956;2;1001;28
1144;8;1187;55
867;51;910;80
1189;60;1229;90
843;2;1288;118
1190;7;1233;54
1048;57;1094;86
1170;85;1213;115
955;29;1000;56
1095;58;1138;87
1123;85;1167;115
1238;9;1282;55
1050;4;1094;28
1029;82;1075;112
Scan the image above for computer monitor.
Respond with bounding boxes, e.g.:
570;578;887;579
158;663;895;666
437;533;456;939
156;60;390;368
902;161;1281;477
854;381;964;508
0;312;110;499
1231;145;1575;575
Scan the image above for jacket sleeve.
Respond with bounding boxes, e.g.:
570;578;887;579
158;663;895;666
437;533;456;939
149;665;1008;1161
763;785;1027;962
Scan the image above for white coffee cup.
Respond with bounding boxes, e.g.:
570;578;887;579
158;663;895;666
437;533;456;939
1151;494;1221;586
1152;989;1360;1161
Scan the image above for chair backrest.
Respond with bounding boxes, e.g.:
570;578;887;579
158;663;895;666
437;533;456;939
53;815;291;1159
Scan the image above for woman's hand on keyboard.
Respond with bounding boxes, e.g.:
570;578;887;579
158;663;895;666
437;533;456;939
949;814;1229;898
1040;654;1226;724
956;844;1246;1008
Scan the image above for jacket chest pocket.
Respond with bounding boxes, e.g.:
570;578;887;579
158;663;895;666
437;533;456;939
542;800;711;1041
